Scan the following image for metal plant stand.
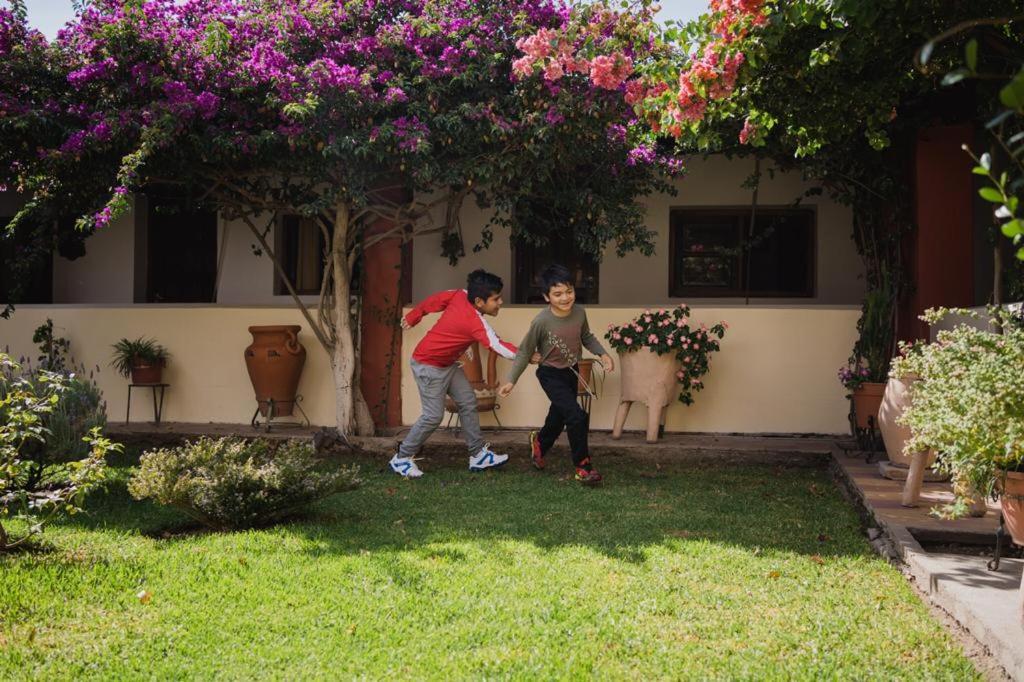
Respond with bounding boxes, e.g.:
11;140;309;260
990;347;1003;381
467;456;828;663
848;398;883;461
126;383;169;424
251;395;310;432
445;403;502;430
987;512;1023;571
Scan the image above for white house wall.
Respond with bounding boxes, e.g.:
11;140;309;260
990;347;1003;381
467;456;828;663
52;204;137;304
412;156;864;305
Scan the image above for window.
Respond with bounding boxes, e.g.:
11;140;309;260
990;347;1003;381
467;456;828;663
275;215;325;296
0;216;53;304
669;207;815;298
146;200;217;303
513;233;599;304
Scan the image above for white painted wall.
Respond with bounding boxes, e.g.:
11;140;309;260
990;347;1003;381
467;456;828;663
411;156;865;306
52;206;137;304
5;154;865;308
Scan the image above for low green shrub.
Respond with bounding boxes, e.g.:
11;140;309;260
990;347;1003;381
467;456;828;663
128;437;360;530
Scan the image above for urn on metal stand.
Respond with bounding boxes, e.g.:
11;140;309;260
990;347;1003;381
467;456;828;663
244;325;311;431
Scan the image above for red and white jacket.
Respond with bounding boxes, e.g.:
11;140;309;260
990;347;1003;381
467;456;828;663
404;289;517;368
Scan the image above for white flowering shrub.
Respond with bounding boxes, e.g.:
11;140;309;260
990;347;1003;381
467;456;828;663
128;437;360;530
892;307;1024;516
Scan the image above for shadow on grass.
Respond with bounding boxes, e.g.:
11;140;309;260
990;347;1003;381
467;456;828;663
54;453;874;564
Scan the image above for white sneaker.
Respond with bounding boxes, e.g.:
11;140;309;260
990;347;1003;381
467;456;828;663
389;453;424;478
468;444;509;472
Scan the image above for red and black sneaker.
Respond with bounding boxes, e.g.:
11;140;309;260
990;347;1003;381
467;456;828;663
574;466;603;486
528;431;545;470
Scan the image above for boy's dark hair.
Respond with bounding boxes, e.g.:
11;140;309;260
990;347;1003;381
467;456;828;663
466;269;504;304
539;263;573;294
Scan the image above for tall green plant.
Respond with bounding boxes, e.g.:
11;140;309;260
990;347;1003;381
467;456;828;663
0;354;113;551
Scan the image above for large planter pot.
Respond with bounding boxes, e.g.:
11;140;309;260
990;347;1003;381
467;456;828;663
244;325;306;417
611;347;680;443
878;374;937;468
851;382;885;430
999;470;1024;546
130;360;164;385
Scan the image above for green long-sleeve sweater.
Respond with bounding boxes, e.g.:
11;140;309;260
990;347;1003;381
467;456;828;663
506;305;607;385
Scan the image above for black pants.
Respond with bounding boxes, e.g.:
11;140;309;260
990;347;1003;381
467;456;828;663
536;365;591;469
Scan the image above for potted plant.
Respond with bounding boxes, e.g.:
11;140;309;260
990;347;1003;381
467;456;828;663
893;307;1023;531
838;362;885;433
111;337;169;384
605;305;726;442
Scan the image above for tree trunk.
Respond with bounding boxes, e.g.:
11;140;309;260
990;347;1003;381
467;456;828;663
330;202;375;436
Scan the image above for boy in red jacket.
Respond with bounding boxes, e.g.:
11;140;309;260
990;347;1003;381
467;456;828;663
391;269;517;478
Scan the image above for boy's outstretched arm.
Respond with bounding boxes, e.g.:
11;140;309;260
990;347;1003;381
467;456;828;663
581;314;615;372
470;314;517;361
498;322;540;397
402;289;460;328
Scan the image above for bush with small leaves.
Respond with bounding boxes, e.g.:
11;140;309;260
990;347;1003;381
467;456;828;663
128;437;360;530
0;353;113;551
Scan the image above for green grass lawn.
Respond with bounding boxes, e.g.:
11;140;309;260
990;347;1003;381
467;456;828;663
0;452;977;679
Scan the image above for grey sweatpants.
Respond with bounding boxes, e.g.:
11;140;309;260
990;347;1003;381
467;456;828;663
398;359;483;458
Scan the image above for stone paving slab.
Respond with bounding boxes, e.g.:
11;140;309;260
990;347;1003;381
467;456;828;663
832;446;1023;680
106;422;835;466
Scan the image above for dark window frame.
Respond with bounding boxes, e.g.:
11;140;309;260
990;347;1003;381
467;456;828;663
512;235;600;305
145;199;218;303
668;206;816;298
274;214;326;297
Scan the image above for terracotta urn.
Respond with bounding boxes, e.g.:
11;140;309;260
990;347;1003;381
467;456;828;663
999;470;1024;546
851;381;885;430
445;342;499;413
611;347;681;443
244;325;306;417
878;374;936;468
577;358;595;395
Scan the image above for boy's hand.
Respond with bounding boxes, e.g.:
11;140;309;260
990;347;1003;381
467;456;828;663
497;382;515;398
400;316;411;330
600;353;615;372
529;352;541;364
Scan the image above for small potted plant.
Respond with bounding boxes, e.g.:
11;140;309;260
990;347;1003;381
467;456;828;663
111;337;169;384
893;306;1023;531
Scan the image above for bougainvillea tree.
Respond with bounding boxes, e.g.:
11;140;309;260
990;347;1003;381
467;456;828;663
516;0;1023;382
0;0;678;435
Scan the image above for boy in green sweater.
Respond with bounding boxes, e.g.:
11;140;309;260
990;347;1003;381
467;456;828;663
498;264;613;485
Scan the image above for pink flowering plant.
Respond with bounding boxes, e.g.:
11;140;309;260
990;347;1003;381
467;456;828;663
0;0;679;436
604;305;726;405
836;363;873;392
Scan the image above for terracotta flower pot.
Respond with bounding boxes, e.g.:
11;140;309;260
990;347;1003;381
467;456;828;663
999;470;1024;546
878;374;936;468
244;325;306;417
851;382;885;430
577;358;595;394
612;347;681;443
130;360;163;385
444;342;499;413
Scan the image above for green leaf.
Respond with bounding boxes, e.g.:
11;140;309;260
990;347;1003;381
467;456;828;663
941;69;969;86
979;186;1003;202
985;109;1014;129
965;39;978;71
1001;219;1022;238
1016;246;1024;261
999;69;1024;109
972;166;989;176
920;41;934;65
